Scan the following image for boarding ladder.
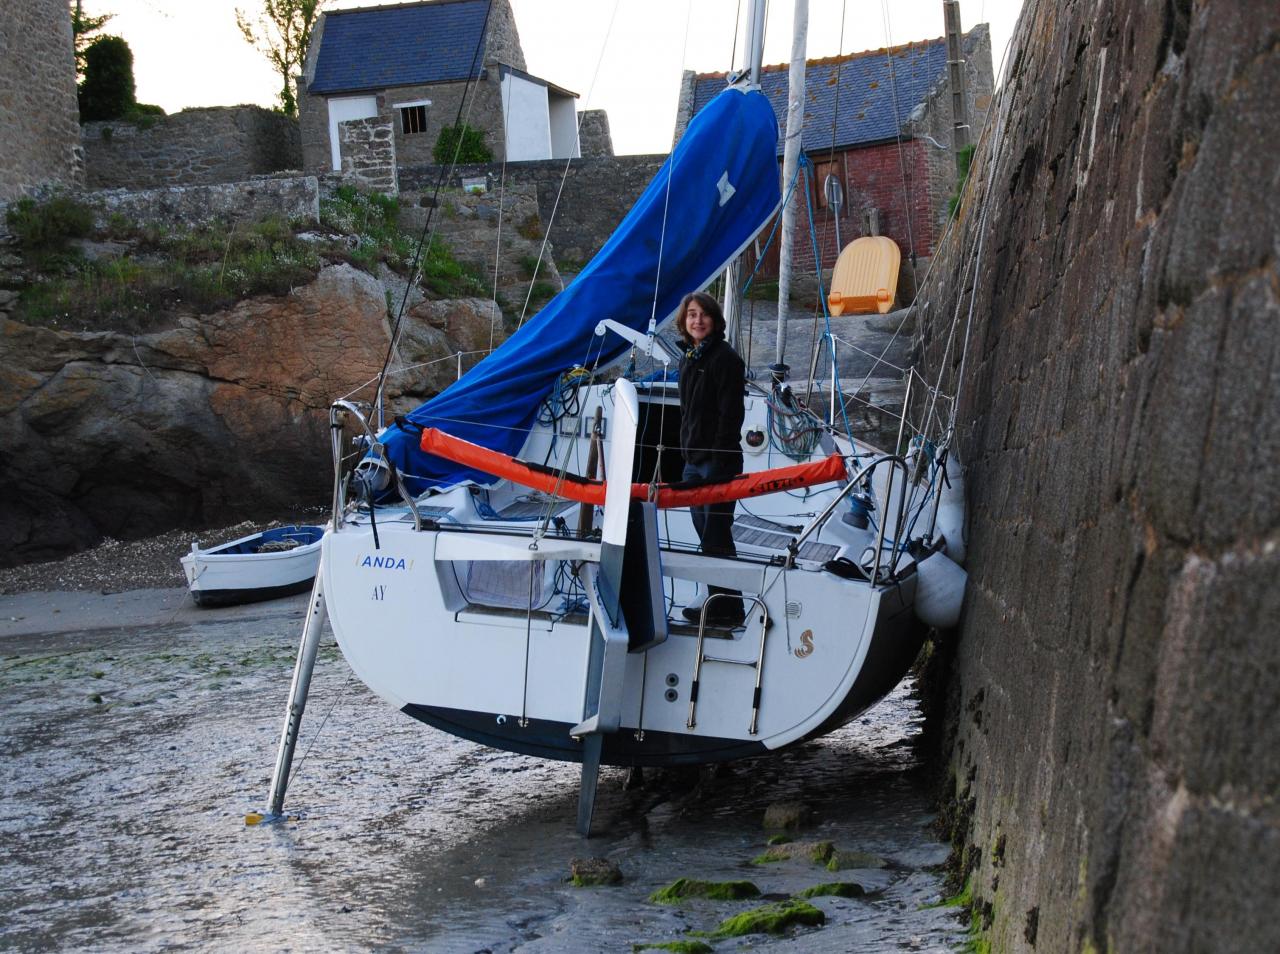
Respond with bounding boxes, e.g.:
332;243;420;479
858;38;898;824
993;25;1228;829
685;594;771;735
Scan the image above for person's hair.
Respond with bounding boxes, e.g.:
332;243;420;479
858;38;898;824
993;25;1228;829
675;292;726;343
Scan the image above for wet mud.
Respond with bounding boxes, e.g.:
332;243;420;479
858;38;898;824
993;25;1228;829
1;589;964;952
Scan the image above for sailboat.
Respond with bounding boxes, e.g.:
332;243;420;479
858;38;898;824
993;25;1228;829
266;0;968;835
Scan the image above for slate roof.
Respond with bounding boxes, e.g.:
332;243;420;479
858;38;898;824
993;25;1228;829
690;35;951;155
309;0;490;95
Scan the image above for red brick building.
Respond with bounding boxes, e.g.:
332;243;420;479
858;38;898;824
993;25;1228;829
673;25;994;280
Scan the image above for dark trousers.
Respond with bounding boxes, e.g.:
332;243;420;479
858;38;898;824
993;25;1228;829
683;462;744;616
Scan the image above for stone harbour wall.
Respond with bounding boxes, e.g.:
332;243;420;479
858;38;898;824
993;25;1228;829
400;154;666;265
914;0;1280;951
0;0;83;201
82;107;302;190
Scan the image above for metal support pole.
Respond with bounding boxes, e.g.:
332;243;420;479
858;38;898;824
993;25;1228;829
773;0;809;382
829;336;838;425
267;568;329;817
724;258;743;351
746;0;767;88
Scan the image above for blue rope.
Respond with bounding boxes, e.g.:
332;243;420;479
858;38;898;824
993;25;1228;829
739;158;807;298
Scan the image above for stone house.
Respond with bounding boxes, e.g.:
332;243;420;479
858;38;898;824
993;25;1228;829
0;0;83;202
673;24;994;278
299;0;583;178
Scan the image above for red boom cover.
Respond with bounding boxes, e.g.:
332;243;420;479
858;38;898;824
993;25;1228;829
418;428;846;508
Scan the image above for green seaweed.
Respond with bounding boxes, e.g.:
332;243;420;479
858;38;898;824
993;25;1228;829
797;881;867;899
923;874;974;910
692;899;825;938
766;833;793;846
751;840;833;865
648;878;760;904
631;942;713;954
824;848;887;871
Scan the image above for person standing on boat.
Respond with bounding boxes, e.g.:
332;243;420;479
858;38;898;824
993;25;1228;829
676;292;746;625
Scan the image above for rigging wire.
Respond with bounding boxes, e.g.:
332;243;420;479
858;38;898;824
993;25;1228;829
647;0;696;332
515;0;622;331
729;0;743;74
878;0;917;267
489;68;516;353
372;0;496;428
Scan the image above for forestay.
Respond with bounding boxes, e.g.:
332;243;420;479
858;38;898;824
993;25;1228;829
377;87;781;495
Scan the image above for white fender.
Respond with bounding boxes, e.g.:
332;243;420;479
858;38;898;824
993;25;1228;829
914;549;967;630
934;457;967;565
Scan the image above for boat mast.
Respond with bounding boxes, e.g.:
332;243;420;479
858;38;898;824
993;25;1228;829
725;0;769;351
772;0;808;383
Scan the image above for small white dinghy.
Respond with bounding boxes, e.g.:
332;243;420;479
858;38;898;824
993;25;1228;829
181;525;324;607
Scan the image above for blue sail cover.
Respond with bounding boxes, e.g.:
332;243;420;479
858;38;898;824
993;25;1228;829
380;87;780;494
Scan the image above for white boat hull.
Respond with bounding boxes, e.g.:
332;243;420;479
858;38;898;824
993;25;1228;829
181;526;324;607
322;506;924;766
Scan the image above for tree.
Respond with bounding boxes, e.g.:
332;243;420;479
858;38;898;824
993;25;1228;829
235;0;326;118
70;2;113;80
78;34;135;121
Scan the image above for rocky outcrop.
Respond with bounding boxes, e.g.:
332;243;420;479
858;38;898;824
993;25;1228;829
917;0;1279;951
0;264;495;566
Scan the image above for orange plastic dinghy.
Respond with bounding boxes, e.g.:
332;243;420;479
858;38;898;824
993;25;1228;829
828;236;901;315
418;428;847;507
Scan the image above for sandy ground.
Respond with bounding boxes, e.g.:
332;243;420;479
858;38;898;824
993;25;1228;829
0;517;327;597
0;533;966;952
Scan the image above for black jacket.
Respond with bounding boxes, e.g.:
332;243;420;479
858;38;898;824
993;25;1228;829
678;336;746;474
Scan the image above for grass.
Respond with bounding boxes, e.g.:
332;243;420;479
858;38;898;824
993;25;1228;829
8;188;487;332
516;253;542;279
15;217;322;332
947;144;977;218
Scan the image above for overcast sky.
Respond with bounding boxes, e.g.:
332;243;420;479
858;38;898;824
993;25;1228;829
89;0;1024;155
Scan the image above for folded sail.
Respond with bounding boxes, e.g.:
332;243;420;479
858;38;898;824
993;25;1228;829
378;88;781;494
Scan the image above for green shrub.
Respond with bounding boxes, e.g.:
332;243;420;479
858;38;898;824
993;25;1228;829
434;123;493;164
5;196;95;253
78;35;136;121
946;144;976;218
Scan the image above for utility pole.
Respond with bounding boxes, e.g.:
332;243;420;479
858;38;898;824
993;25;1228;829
942;0;971;173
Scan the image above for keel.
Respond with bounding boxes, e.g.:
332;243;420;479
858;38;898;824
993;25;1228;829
576;733;604;836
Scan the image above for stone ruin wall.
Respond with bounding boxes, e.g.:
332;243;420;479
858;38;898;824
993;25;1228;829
915;0;1279;951
576;109;614;158
81;176;320;231
82;107;302;190
0;0;83;202
338;117;398;195
400;155;667;267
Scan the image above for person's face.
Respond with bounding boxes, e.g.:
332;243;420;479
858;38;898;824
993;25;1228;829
685;300;713;344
